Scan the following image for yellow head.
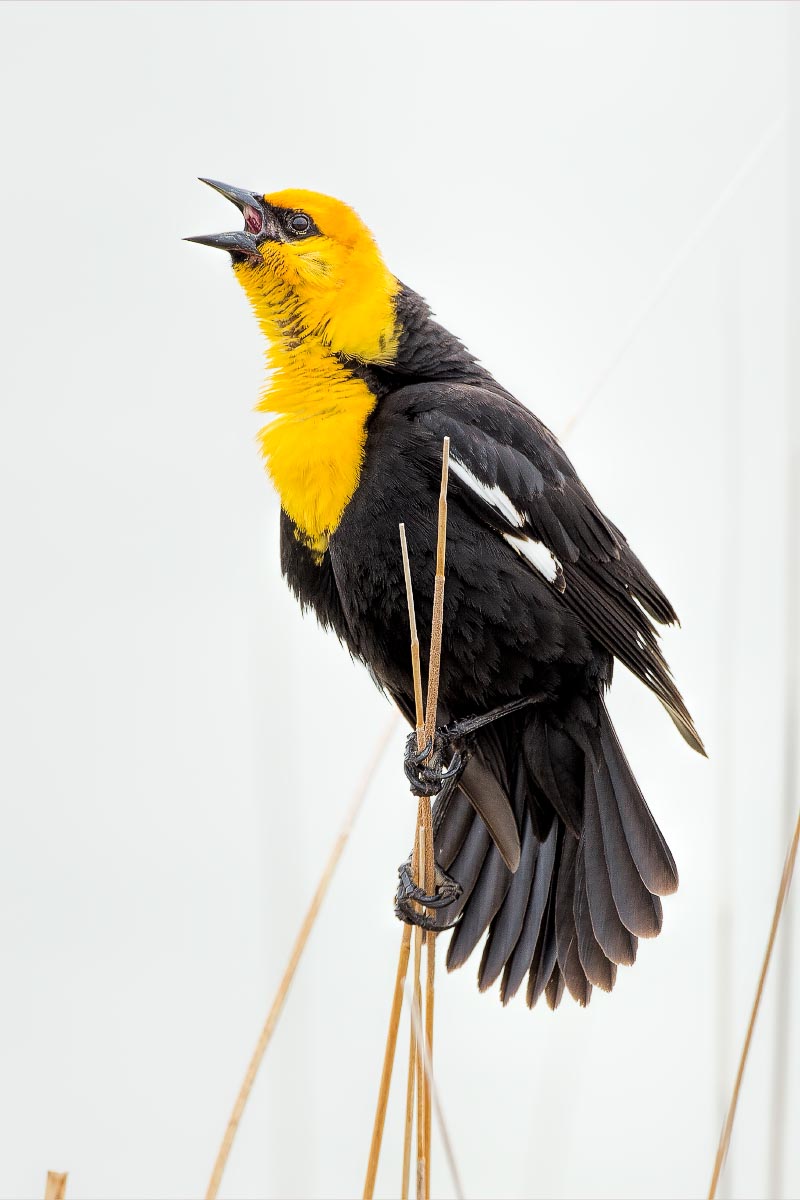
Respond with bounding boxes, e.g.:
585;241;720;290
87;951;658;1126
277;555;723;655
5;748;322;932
187;179;400;364
188;180;404;552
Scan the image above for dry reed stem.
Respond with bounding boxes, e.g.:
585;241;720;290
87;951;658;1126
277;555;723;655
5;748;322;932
400;523;426;752
411;439;451;1198
369;448;451;1200
44;1172;67;1200
206;716;397;1200
364;922;413;1200
398;522;429;1199
368;526;430;1200
424;930;435;1199
415;828;428;1199
406;982;465;1200
708;802;800;1199
401;977;417;1200
421;438;449;1196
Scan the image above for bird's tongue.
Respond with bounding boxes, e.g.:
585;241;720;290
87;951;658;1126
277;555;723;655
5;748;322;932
243;204;263;235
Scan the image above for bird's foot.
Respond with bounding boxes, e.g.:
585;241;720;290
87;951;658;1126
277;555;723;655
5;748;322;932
402;697;543;799
394;857;462;931
403;728;468;798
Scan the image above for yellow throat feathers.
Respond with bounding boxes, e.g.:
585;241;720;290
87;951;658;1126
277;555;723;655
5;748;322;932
234;190;400;556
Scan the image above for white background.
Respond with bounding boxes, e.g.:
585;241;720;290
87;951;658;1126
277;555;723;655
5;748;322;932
0;3;797;1198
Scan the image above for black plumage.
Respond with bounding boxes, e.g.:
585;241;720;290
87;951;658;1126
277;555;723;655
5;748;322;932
282;284;703;1010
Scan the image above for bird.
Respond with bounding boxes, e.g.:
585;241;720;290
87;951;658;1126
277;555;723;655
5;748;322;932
187;179;704;1010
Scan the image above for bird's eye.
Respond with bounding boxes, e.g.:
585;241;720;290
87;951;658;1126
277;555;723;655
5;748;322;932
289;212;311;235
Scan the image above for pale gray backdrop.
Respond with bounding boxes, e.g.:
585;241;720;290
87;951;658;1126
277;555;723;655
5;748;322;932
0;3;797;1198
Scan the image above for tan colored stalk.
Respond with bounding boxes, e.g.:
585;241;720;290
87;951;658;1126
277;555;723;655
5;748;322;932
708;803;800;1199
414;829;427;1199
401;968;417;1200
421;438;450;1195
399;522;431;1200
367;523;429;1200
364;922;413;1200
366;445;451;1200
411;439;451;1198
206;716;396;1200
44;1173;67;1200
406;982;465;1200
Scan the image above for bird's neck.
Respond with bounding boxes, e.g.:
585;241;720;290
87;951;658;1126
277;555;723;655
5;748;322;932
384;286;493;385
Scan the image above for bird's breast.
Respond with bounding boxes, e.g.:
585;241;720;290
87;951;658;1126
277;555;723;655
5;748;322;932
257;349;378;555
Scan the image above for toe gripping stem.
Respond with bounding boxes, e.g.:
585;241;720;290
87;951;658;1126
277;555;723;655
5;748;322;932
403;732;466;798
395;695;542;931
394;852;463;932
402;694;542;799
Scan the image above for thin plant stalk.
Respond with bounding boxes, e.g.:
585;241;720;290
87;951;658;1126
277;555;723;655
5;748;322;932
401;978;417;1200
206;716;397;1200
402;517;433;1200
365;444;451;1200
44;1173;67;1200
409;440;451;1198
367;521;430;1200
421;438;450;1196
364;922;413;1200
406;982;465;1200
708;803;800;1199
415;830;427;1200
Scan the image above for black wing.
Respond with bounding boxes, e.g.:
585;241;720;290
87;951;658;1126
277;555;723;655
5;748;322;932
398;381;704;754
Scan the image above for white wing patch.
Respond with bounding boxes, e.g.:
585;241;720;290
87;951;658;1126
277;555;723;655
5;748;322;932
503;532;566;592
448;453;565;592
450;455;524;529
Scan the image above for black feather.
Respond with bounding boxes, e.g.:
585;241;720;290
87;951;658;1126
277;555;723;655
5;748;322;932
594;756;663;938
500;821;557;1003
582;762;638;965
479;813;538;991
544;965;566;1011
554;833;592;1005
527;891;560;1009
574;837;617;992
599;710;678;895
447;843;511;970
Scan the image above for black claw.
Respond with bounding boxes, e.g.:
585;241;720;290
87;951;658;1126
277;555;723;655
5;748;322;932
403;733;442;794
397;859;462;909
438;748;464;784
395;857;462;930
395;893;460;932
402;728;469;798
406;736;433;767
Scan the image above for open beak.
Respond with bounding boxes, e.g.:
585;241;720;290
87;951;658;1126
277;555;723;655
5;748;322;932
184;178;266;261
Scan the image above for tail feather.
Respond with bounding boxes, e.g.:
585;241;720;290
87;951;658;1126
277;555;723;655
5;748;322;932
555;833;592;1006
439;812;492;927
433;784;474;869
582;763;638;965
544;964;565;1011
574;842;617;992
523;715;582;837
500;821;557;1002
599;718;678;895
479;810;537;990
429;695;679;1009
527;891;559;1008
594;755;663;939
447;843;511;971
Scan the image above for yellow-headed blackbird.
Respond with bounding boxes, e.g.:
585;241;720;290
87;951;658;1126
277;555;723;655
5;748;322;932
188;180;704;1010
